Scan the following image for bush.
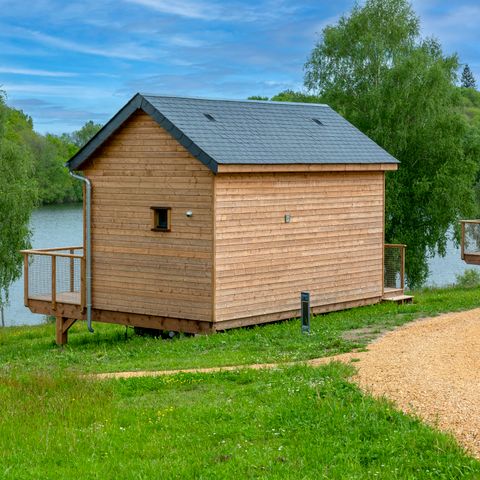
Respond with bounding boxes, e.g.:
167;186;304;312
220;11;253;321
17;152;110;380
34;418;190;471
455;269;480;288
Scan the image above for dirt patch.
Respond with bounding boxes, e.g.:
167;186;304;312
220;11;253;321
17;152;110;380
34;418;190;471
94;308;480;459
94;362;289;379
341;325;390;343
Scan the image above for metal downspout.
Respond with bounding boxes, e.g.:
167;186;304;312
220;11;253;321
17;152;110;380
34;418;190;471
69;171;94;333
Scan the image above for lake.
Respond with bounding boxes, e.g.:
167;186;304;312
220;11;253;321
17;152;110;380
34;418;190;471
3;204;478;326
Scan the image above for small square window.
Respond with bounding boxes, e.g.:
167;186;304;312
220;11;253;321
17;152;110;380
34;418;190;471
151;207;171;232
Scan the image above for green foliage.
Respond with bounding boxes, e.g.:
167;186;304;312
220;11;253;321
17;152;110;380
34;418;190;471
0;92;37;307
461;64;477;89
460;88;480;129
270;89;323;103
304;0;480;287
247;95;269;101
2;96;101;205
455;269;480;288
247;91;324;103
63;120;102;148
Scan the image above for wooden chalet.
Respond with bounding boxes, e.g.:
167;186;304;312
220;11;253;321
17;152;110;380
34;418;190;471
460;220;480;264
22;94;406;344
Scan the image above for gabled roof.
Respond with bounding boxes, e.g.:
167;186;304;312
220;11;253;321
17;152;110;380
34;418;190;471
66;93;398;173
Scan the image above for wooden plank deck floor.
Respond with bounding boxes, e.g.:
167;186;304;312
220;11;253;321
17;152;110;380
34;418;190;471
29;291;81;305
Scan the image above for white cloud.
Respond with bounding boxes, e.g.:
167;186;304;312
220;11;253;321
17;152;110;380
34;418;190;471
0;66;76;77
123;0;221;20
422;6;480;36
124;0;299;23
2;83;111;99
6;27;159;61
170;34;207;48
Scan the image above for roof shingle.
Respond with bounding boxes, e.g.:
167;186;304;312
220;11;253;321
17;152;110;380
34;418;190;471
67;93;398;172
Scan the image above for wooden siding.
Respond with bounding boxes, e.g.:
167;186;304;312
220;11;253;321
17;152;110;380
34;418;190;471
214;171;385;323
82;111;214;321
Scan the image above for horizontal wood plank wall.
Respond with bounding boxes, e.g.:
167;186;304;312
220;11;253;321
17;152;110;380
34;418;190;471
214;171;384;323
82;111;214;321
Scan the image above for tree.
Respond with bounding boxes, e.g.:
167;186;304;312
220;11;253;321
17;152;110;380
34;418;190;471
5;105;83;204
247;96;269;101
270;90;323;103
461;64;477;89
67;120;102;148
0;92;37;310
304;0;479;286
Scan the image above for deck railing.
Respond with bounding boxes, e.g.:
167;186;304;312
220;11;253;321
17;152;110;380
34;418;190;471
384;244;406;294
21;247;84;310
460;220;480;264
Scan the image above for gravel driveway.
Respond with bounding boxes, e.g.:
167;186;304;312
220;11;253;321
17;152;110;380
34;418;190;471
311;308;480;458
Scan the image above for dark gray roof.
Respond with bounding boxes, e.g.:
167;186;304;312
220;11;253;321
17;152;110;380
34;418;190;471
67;93;398;172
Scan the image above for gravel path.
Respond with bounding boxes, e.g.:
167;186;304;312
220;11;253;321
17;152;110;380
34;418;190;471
96;308;480;458
315;308;480;458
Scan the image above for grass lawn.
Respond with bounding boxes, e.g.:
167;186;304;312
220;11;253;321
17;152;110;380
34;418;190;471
1;285;480;478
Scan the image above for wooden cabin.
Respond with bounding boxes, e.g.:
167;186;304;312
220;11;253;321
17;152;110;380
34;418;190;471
460;220;480;264
22;93;405;344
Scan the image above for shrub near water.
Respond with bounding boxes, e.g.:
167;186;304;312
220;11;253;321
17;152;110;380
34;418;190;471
455;269;480;288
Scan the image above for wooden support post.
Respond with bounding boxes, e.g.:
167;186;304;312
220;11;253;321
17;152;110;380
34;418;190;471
55;316;77;345
23;253;29;307
56;316;67;345
461;221;465;260
51;256;57;311
69;249;75;292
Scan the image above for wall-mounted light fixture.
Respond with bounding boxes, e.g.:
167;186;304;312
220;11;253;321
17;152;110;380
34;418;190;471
284;214;291;223
186;210;193;218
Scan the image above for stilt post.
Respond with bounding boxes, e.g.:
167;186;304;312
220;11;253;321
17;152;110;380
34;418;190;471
55;316;77;346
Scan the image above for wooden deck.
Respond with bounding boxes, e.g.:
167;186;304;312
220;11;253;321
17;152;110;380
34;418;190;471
29;291;81;305
383;287;404;298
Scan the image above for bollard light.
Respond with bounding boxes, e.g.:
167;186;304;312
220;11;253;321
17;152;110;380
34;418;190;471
301;291;310;334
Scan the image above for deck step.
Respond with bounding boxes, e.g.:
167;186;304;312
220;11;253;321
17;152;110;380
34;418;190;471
382;295;414;304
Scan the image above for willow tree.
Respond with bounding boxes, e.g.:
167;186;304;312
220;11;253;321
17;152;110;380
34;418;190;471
0;92;37;315
304;0;479;287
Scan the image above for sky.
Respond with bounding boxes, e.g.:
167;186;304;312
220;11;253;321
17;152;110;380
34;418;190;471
1;0;479;134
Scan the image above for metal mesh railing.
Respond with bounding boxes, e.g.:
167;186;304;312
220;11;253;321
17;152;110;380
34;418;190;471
384;244;405;290
28;254;52;298
22;247;83;306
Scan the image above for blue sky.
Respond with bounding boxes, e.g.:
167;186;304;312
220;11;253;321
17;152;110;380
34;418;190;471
1;0;479;134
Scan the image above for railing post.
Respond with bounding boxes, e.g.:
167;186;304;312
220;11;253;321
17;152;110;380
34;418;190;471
69;249;75;292
461;221;465;260
400;245;405;292
51;255;57;311
23;253;29;307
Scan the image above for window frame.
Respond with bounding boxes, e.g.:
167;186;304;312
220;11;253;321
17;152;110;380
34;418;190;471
150;206;171;232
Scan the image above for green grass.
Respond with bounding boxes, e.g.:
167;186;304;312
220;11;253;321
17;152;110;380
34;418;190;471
1;285;480;375
1;285;480;478
1;364;479;479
